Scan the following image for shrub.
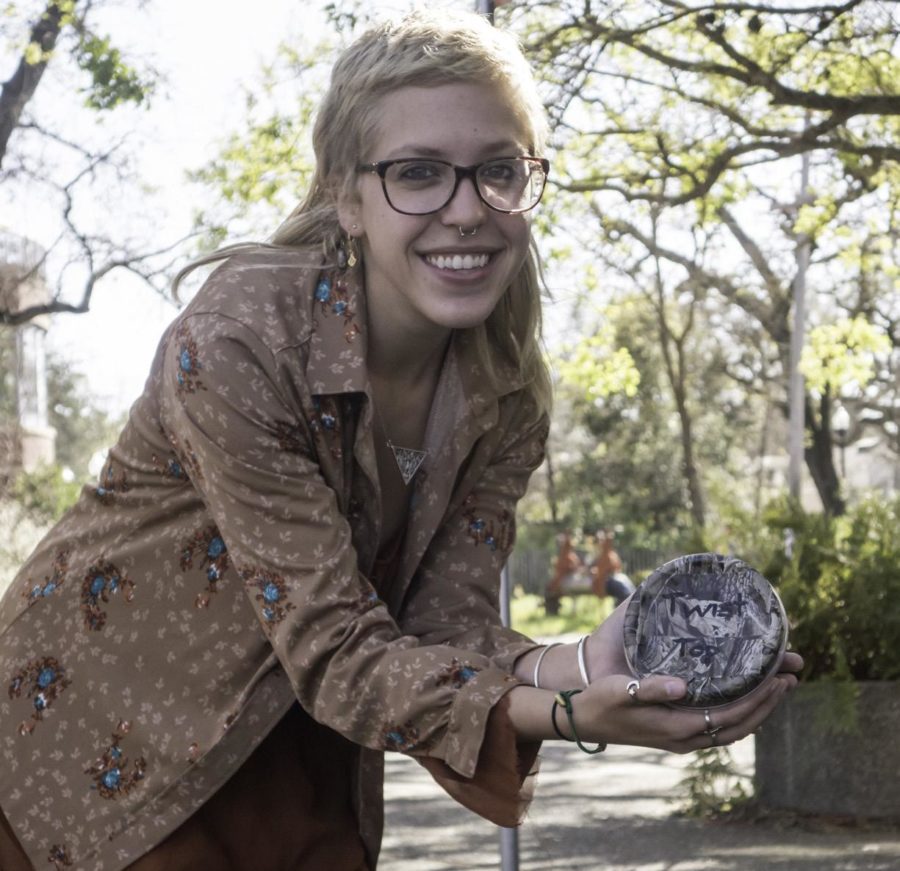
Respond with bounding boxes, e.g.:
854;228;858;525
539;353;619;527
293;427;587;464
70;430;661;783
761;495;900;682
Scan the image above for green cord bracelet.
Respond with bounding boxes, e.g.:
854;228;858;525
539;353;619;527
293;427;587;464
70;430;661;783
552;689;607;755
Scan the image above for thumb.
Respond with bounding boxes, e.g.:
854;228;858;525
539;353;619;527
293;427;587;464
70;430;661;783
628;674;687;704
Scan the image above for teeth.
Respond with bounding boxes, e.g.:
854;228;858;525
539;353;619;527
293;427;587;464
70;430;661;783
426;253;490;271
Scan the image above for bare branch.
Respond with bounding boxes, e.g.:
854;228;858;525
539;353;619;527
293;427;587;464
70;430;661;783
0;233;195;326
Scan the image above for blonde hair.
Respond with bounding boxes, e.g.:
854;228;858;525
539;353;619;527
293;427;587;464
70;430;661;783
177;10;552;419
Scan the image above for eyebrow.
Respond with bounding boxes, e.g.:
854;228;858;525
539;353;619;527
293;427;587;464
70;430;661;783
382;141;526;160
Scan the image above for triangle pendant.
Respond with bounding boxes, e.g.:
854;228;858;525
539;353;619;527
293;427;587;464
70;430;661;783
389;443;427;485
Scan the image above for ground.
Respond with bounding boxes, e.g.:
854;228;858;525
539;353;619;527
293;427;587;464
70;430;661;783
382;737;900;870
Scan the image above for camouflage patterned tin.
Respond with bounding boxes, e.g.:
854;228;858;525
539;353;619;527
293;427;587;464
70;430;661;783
623;553;788;708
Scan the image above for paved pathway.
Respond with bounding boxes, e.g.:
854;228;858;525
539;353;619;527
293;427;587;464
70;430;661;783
382;737;900;870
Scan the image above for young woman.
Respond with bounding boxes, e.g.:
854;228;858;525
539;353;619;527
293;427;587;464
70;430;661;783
0;11;801;870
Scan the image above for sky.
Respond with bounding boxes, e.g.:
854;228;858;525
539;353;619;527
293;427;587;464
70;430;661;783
43;0;315;414
17;0;420;415
12;0;514;416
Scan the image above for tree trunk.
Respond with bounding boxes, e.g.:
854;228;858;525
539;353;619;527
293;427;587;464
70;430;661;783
0;1;66;167
805;393;846;516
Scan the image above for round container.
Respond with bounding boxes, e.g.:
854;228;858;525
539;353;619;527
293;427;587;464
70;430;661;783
623;553;788;709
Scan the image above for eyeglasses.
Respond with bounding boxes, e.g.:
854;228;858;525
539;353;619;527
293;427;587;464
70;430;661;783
357;156;550;216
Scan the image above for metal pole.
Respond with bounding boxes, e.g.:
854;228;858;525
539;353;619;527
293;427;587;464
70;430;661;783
477;1;520;865
476;0;496;23
787;147;811;502
498;565;520;871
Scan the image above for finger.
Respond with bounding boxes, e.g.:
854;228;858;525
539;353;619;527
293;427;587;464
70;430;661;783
779;651;804;674
687;682;788;751
662;679;781;749
614;674;688;706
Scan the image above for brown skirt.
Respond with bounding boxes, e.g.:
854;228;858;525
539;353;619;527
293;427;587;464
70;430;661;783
1;704;370;871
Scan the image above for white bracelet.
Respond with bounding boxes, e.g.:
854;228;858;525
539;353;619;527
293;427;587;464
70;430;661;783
577;635;591;687
533;642;561;688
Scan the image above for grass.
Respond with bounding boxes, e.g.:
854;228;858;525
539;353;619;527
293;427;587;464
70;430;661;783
509;590;615;639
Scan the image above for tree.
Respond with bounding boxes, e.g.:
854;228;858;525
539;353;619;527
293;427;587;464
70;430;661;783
0;0;183;325
504;0;899;516
0;327;119;586
180;0;897;530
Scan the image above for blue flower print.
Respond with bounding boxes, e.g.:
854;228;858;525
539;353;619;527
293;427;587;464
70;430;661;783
314;272;360;342
152;451;189;481
382;721;419;752
80;561;135;632
22;548;69;608
85;720;146;800
315;277;331;303
173;323;205;395
436;658;482;690
94;461;130;505
240;567;296;628
8;656;71;735
48;844;73;869
462;497;512;552
180;526;230;608
310;398;343;460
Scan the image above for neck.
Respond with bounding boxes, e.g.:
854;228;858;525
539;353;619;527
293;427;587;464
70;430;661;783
366;319;452;390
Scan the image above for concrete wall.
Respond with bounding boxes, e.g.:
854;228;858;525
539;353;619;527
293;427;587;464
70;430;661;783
755;681;900;819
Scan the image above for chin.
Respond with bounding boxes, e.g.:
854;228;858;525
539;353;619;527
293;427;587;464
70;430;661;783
434;299;504;331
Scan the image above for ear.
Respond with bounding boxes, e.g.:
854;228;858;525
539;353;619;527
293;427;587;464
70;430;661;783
337;191;363;237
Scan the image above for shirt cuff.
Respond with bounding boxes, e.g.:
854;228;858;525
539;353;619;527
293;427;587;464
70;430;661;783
416;694;540;828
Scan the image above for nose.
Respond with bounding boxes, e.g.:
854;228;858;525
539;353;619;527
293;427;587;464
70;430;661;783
440;175;487;229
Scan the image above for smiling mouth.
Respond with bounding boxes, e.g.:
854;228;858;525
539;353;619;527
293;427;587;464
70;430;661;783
424;253;491;271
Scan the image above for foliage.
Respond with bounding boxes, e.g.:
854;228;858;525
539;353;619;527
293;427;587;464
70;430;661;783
555;320;640;403
10;462;80;523
547;293;759;549
187;43;325;246
760;495;900;682
503;0;900;518
800;315;891;396
0;328;119;482
1;0;179;327
72;30;151;110
185;0;900;535
510;591;613;639
676;746;752;819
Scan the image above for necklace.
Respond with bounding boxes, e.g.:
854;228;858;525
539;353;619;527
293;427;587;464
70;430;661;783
372;401;427;485
386;440;427;485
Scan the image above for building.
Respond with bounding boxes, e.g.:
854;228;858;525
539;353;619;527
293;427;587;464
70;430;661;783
0;230;56;478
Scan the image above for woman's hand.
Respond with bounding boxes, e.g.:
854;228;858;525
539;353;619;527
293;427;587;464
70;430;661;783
584;598;632;680
575;598;804;751
511;594;803;750
566;647;802;753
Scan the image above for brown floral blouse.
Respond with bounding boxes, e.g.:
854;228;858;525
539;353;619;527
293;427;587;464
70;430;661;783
0;247;548;870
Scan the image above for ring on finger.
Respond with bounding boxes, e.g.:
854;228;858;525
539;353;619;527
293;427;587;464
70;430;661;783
626;679;640;702
702;709;722;737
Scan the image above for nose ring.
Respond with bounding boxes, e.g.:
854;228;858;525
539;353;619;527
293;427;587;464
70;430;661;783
458;226;478;237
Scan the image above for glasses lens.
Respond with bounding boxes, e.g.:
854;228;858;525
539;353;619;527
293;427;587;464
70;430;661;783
383;160;455;215
477;158;546;212
380;158;547;215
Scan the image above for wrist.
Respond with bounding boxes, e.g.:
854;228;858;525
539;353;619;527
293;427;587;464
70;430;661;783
516;640;588;690
551;689;606;755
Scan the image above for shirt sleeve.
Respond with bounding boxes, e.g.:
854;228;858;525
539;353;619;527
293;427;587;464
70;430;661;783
395;396;549;824
157;310;540;785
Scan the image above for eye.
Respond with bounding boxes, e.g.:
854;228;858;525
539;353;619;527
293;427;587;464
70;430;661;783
480;159;523;186
390;160;447;186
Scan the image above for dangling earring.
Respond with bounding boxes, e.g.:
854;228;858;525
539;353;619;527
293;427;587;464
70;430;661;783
338;228;359;270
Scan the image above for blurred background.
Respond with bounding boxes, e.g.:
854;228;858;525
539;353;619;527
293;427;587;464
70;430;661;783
2;0;899;843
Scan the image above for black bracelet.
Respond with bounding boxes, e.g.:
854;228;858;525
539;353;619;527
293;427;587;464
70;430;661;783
552;689;606;755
